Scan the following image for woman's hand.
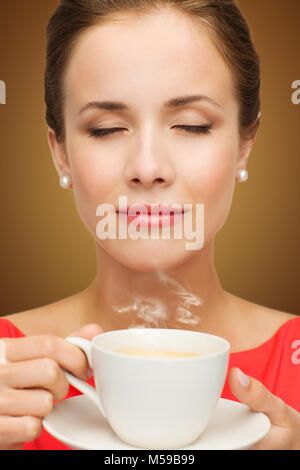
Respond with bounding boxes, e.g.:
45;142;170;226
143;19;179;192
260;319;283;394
0;323;103;450
228;367;300;450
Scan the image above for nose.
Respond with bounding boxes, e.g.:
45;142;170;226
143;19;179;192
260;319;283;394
124;126;175;189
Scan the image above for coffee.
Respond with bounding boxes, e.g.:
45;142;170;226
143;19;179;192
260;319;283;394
114;347;202;358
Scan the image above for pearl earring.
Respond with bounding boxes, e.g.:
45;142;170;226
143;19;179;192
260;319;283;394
60;175;71;189
238;169;248;183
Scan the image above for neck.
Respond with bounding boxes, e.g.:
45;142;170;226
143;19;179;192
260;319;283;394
81;240;234;334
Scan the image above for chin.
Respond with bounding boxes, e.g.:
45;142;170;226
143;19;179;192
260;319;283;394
101;239;195;273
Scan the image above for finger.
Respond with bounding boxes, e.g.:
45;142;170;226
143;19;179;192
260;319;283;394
68;323;103;340
3;324;103;380
2;443;23;450
0;415;42;447
0;358;70;401
0;340;6;365
228;367;292;427
3;335;90;380
247;424;293;450
0;388;53;417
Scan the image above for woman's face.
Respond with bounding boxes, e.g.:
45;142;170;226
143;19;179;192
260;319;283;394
49;9;254;272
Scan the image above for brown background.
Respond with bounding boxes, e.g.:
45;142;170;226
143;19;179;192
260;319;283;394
0;0;299;316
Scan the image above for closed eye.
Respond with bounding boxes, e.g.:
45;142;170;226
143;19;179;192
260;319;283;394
88;125;212;139
172;125;212;135
88;127;126;138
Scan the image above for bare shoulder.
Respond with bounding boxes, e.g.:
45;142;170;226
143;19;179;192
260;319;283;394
230;292;298;323
247;300;298;327
225;292;299;352
2;291;87;337
248;304;298;347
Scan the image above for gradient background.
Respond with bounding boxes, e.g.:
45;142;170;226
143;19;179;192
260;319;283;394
0;0;299;317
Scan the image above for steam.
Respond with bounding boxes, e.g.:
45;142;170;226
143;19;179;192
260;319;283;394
111;270;203;329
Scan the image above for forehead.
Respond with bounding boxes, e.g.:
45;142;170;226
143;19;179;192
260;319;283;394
64;9;235;114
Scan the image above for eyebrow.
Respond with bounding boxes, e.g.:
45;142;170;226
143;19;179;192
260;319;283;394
78;94;222;115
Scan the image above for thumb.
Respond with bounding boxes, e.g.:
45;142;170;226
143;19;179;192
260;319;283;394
67;323;104;341
65;324;104;379
228;367;289;427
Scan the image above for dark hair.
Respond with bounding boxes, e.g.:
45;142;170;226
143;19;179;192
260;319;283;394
45;0;261;144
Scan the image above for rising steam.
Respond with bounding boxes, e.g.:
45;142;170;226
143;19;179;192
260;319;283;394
111;270;203;329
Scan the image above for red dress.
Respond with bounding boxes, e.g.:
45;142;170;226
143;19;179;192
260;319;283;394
0;316;300;450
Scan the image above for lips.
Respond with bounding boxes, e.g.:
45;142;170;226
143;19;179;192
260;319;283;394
117;204;185;215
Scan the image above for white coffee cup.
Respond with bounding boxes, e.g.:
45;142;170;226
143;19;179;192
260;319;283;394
64;328;230;449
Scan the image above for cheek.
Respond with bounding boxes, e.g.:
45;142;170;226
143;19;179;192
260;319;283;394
182;135;238;231
67;145;120;229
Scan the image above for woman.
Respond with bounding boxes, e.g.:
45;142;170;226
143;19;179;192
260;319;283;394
1;0;299;450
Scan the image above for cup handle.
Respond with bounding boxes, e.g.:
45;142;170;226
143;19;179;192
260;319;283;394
63;336;106;418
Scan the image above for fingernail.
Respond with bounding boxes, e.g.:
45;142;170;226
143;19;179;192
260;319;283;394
236;368;250;388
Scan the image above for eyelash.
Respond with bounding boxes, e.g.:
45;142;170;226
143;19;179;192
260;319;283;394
88;125;212;139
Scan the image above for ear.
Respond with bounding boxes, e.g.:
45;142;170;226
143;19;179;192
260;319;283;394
236;130;258;182
47;127;73;189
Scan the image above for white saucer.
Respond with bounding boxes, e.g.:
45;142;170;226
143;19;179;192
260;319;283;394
43;395;270;450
